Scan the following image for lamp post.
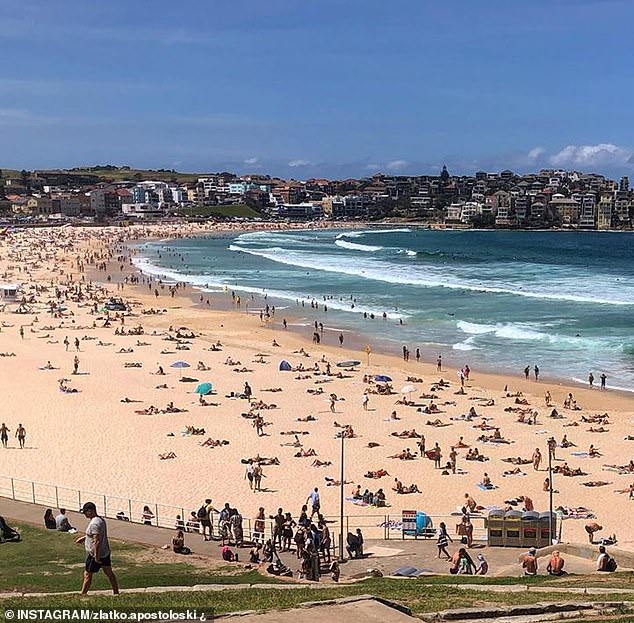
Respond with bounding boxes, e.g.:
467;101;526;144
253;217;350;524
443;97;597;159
548;443;554;544
339;431;345;561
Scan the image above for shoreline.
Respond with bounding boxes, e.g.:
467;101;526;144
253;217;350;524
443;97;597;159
131;231;634;404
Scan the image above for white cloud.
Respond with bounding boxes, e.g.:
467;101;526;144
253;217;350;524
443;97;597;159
385;159;408;171
244;157;258;165
288;159;312;168
549;143;633;168
526;146;545;162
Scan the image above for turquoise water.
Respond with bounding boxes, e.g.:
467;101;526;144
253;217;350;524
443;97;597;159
134;229;634;390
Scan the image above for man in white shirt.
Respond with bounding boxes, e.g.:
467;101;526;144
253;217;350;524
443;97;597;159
55;508;74;532
75;502;119;595
307;487;321;519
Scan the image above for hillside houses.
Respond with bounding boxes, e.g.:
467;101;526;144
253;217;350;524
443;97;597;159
0;166;632;228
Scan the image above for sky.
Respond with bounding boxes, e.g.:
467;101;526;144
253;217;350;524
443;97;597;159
1;0;634;179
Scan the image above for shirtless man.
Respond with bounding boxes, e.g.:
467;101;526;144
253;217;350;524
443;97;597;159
15;423;26;449
464;493;477;513
0;423;9;448
532;447;542;471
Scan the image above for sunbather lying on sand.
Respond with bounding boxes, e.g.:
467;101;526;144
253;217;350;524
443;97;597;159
183;426;206;435
391;429;421;439
393;479;420;494
200;438;229;447
389;449;415;460
502;457;532;465
159;452;177;460
364;469;389;478
312;459;332;467
502;468;524;476
426;419;451;427
294;448;317;457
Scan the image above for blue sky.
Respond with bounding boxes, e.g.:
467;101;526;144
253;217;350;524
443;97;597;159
1;0;633;178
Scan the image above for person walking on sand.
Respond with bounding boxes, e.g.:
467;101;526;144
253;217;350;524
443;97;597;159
434;443;442;469
75;502;119;595
437;355;442;372
600;373;607;390
307;487;320;519
524;366;530;380
362;390;369;411
0;423;9;449
64;336;70;351
73;355;79;375
329;393;337;413
449;448;457;475
534;365;540;381
588;372;594;388
75;337;80;352
532;447;542;471
338;333;344;346
245;461;254;490
253;463;264;492
15;423;26;449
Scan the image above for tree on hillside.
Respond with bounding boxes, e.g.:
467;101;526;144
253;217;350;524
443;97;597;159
440;165;450;184
20;169;31;191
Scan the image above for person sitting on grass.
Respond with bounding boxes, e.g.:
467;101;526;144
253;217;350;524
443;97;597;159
546;550;566;576
55;508;75;532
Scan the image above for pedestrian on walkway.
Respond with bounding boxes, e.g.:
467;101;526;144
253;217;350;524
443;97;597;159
75;502;119;595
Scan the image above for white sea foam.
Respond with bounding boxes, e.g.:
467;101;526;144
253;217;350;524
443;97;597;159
132;256;409;320
335;228;412;240
334;239;383;252
227;244;634;306
453;337;477;351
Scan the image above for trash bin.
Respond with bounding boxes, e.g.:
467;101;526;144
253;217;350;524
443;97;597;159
487;509;505;546
521;511;539;548
538;511;557;547
504;509;522;547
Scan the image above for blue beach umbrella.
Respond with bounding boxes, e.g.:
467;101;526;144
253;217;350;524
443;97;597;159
170;360;190;377
374;375;392;383
195;382;213;395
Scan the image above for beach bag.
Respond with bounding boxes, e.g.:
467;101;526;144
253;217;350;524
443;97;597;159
197;505;207;520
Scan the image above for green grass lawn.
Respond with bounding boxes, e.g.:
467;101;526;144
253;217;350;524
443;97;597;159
3;582;634;617
3;523;634;619
0;524;276;594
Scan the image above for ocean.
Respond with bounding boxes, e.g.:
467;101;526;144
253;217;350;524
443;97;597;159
133;228;634;390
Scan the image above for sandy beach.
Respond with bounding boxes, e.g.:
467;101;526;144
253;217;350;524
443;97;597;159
1;223;633;548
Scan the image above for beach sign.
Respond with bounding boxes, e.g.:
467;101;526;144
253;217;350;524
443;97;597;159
402;509;417;537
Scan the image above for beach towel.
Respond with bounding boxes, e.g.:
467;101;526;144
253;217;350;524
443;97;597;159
571;452;590;457
346;497;369;507
477;483;497;491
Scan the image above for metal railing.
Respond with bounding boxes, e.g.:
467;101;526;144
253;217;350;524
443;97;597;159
0;474;489;544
